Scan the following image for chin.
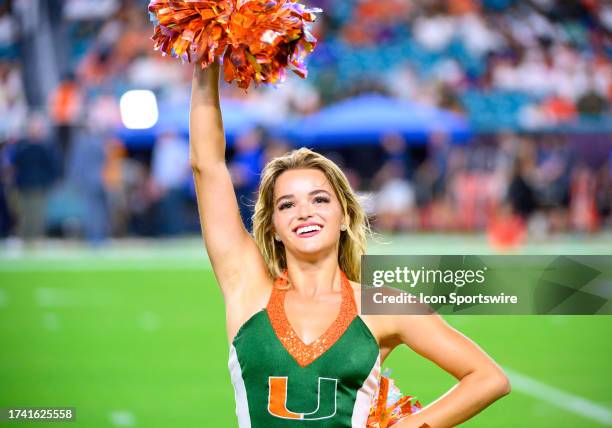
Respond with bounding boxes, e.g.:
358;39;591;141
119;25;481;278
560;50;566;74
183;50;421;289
290;238;338;258
296;244;326;254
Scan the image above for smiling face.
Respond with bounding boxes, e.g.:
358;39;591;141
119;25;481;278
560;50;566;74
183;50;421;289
272;168;346;258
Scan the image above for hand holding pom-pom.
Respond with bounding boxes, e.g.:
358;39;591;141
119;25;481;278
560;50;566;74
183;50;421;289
148;0;321;90
367;370;426;428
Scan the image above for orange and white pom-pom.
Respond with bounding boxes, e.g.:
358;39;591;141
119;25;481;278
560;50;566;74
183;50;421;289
148;0;321;89
367;372;427;428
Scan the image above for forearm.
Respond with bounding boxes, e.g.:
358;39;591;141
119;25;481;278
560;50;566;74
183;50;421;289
189;62;226;170
396;370;511;428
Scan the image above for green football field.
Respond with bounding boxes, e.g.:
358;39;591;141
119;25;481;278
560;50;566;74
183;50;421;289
1;234;611;427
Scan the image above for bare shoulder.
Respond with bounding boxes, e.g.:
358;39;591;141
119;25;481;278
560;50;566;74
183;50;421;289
348;280;444;347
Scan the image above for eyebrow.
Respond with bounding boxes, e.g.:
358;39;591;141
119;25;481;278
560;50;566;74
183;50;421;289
275;189;332;205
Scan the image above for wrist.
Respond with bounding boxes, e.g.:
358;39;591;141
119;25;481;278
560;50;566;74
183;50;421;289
394;415;433;428
194;61;219;78
193;62;220;94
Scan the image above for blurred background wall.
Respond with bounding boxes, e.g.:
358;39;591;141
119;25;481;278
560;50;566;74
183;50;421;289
0;0;610;248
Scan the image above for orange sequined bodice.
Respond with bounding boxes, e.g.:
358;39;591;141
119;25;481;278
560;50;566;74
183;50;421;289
266;270;358;367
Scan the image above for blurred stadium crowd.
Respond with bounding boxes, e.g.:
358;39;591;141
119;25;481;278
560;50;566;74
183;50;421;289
0;0;610;246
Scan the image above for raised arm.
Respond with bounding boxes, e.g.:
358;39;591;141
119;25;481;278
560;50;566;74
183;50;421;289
189;63;269;296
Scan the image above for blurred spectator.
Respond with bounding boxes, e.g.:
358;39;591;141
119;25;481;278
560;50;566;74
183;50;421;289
124;160;156;236
541;95;577;124
371;135;415;230
102;136;129;236
413;160;441;208
577;88;608;116
0;62;27;143
127;53;185;90
0;178;11;238
0;2;17;58
570;163;599;233
423;193;455;231
487;203;527;251
379;133;412;177
48;73;83;167
374;160;416;231
507;154;537;220
0;138;13;237
63;0;119;20
88;92;121;130
230;127;265;232
10;113;60;245
263;138;292;165
430;130;453;172
66;121;109;244
413;9;455;52
595;155;612;228
150;130;190;236
535;137;572;231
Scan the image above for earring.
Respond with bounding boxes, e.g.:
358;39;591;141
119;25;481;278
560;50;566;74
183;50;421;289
274;233;281;242
340;224;347;231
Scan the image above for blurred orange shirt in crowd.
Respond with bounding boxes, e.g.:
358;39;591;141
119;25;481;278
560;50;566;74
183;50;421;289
543;96;577;123
355;0;411;21
447;0;479;15
343;0;412;45
103;138;127;192
49;81;82;125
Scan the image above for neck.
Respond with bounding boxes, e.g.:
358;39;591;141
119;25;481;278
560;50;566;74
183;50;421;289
283;254;343;298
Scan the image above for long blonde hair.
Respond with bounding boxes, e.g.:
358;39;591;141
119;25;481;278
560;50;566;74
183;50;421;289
252;148;370;284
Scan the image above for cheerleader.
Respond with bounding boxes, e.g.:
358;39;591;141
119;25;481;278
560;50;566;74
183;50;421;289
190;62;511;428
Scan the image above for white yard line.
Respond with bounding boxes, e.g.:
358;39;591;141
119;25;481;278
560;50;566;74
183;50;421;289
138;311;160;332
41;312;61;331
503;366;612;426
109;410;135;427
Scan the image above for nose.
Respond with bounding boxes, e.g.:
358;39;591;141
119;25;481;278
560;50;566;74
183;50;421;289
297;200;313;220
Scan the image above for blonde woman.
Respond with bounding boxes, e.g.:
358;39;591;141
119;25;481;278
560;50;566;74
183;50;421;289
190;62;511;428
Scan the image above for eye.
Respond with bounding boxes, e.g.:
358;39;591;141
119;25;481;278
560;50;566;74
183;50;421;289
313;196;330;204
278;201;294;210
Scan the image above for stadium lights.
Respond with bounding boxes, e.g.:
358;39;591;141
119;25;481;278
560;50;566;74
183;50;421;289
119;90;159;129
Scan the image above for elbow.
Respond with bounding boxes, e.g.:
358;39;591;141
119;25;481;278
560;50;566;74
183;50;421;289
190;156;210;174
489;371;511;398
190;159;203;174
189;151;203;173
190;158;226;176
468;368;511;399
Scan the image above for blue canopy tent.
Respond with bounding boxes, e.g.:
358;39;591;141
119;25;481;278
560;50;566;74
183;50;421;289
279;94;472;147
117;98;265;148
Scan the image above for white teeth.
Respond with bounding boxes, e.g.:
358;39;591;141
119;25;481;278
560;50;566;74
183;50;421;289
296;225;322;235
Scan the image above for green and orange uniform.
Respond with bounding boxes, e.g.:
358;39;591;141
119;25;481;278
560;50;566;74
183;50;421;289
228;271;381;427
